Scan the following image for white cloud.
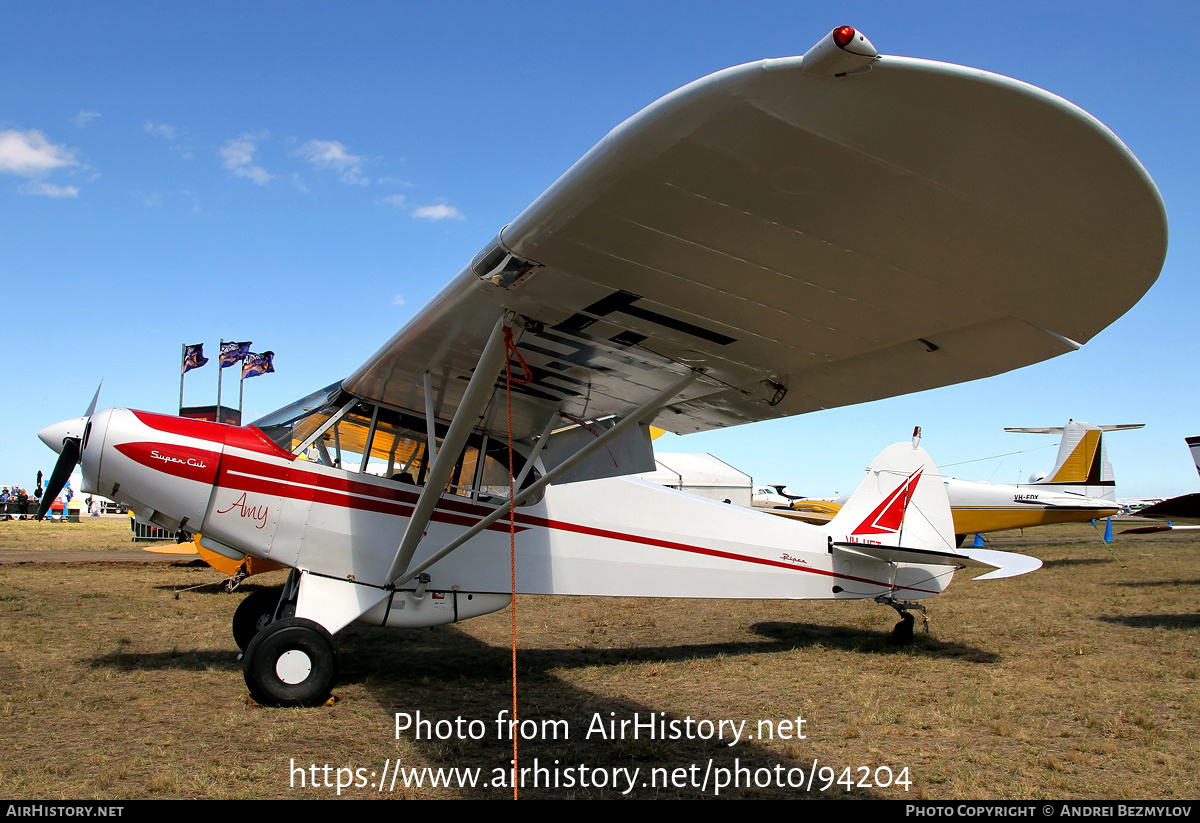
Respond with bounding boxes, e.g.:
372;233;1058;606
72;110;101;128
375;175;411;187
380;193;406;208
143;121;177;139
20;181;79;198
0;130;78;177
392;294;406;306
412;203;464;221
296;139;366;185
220;132;271;185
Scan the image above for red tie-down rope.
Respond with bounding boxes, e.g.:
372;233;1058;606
503;325;531;798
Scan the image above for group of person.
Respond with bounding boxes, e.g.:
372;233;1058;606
1;472;70;520
1;484;37;519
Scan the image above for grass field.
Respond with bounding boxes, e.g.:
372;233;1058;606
0;516;173;553
0;519;1196;799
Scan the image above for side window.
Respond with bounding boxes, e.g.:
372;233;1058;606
255;388;540;504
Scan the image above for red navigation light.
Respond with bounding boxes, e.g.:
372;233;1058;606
833;26;856;48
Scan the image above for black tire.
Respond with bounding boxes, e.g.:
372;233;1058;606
890;612;916;646
232;588;283;652
243;617;339;707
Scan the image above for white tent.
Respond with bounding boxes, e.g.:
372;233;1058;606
636;453;752;507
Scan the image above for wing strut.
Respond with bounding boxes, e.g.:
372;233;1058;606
513;411;559;492
386;315;515;583
390;367;699;588
423;371;439;464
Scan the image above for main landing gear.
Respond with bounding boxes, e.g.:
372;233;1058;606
233;572;337;706
875;595;929;645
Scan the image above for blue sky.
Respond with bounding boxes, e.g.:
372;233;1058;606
3;1;1197;499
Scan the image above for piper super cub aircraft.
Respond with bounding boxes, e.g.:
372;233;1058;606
36;28;1167;706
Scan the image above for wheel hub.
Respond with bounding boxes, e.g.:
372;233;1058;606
275;650;312;684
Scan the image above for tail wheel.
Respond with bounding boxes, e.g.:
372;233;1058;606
890;612;916;645
232;588;283;651
243;617;340;707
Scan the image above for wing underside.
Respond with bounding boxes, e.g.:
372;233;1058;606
344;49;1166;441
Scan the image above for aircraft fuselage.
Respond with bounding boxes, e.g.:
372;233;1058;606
80;407;952;632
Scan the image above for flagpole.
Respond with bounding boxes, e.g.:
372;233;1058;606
217;338;224;422
179;343;186;415
239;367;245;423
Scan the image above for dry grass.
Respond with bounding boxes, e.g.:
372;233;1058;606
0;517;174;552
0;522;1197;799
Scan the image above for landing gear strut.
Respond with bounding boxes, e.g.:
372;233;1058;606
875;595;929;645
232;570;299;651
233;588;285;651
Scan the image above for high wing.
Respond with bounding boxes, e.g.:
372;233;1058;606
343;30;1166;443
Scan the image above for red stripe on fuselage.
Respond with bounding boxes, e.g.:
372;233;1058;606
214;453;528;533
514;513;940;594
216;452;935;593
121;423;935;594
131;410;295;461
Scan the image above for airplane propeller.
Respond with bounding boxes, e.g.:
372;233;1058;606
36;383;101;521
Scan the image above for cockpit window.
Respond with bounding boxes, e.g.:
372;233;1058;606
253;382;343;450
252;385;541;505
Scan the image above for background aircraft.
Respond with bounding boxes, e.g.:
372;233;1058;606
753;421;1141;540
1122;436;1200;534
946;421;1142;543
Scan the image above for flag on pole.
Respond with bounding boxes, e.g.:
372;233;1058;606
219;341;252;368
242;351;275;379
182;344;209;374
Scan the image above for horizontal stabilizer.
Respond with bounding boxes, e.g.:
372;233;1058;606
832;542;990;568
832;541;1041;580
956;548;1044;580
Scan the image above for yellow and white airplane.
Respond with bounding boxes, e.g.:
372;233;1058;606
764;421;1141;542
946;421;1142;544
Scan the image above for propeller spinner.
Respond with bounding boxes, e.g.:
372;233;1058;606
35;383;101;520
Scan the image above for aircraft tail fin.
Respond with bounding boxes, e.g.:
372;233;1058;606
824;437;1042;582
1187;436;1200;477
1004;420;1143;502
824;439;955;552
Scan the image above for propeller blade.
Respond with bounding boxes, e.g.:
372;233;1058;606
36;438;80;520
84;381;103;419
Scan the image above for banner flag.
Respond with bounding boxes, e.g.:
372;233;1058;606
182;344;209;374
220;341;252;368
242;351;275;379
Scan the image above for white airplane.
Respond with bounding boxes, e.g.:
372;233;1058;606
946;421;1143;543
752;485;806;509
35;27;1166;706
1121;436;1200;534
752;486;842;524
